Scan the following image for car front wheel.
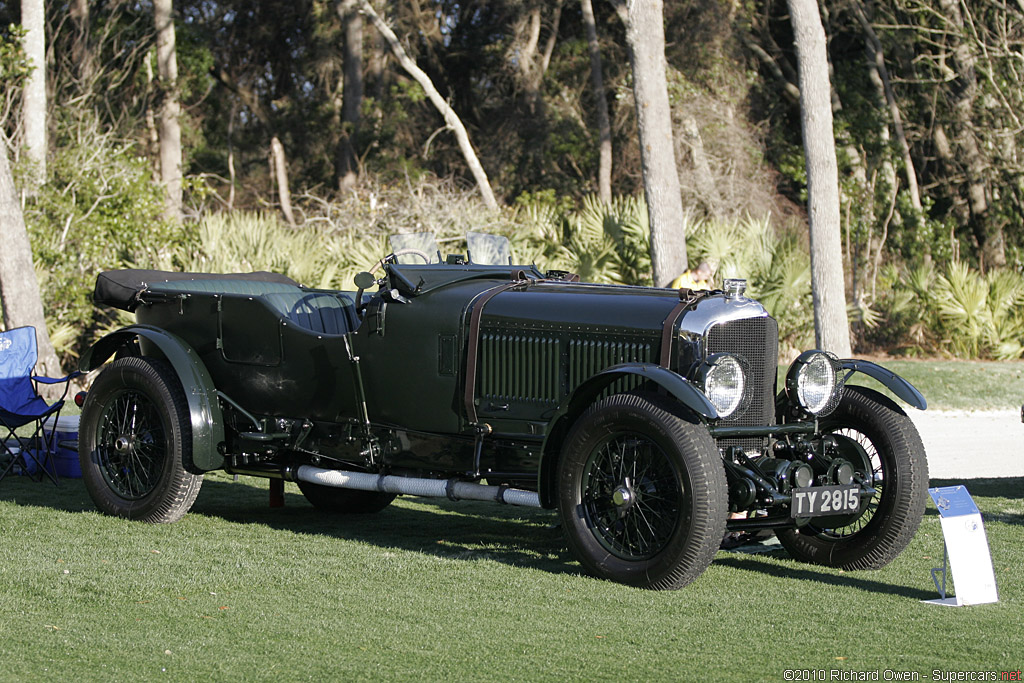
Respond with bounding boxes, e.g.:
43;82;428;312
776;386;928;570
557;392;727;590
79;356;202;523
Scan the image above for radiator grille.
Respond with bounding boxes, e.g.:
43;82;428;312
480;334;560;404
478;334;653;406
707;317;778;452
567;339;652;393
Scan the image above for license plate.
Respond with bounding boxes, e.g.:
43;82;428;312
791;485;860;518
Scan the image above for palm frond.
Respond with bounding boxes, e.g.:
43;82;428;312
933;261;988;357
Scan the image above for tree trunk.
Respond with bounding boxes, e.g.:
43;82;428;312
227;104;236;210
210;66;296;222
144;52;161;171
70;0;94;89
581;0;612;204
21;0;46;185
935;0;1002;269
788;0;852;357
515;2;562;116
271;136;296;227
360;0;498;209
367;0;388;101
0;143;63;383
932;122;963;259
852;1;922;214
745;38;801;103
624;0;687;287
336;0;363;191
679;114;721;214
154;0;183;223
366;0;389;143
517;7;543;114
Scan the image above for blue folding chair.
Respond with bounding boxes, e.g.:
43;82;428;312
0;326;81;484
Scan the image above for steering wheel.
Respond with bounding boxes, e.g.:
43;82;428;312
356;248;432;319
369;247;432;274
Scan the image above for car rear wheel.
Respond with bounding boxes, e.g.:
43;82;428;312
776;386;928;570
557;393;727;590
79;357;202;523
297;480;396;513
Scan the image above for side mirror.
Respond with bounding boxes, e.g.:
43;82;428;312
354;271;377;290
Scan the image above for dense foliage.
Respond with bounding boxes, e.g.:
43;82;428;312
0;0;1022;362
15;114;176;354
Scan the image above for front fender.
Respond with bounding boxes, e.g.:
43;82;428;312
536;362;716;508
840;359;927;411
80;324;226;472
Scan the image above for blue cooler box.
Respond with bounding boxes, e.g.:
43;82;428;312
46;415;81;478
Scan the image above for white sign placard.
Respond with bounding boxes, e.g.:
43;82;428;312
925;486;999;606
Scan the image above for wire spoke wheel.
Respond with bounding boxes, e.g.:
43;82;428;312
96;390;166;500
558;392;726;590
776;386;927;571
582;434;682;560
80;356;202;523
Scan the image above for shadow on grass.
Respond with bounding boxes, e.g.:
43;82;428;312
929;477;1024;499
713;554;937;600
0;473;95;512
5;474;1000;592
0;474;578;577
193;479;579;577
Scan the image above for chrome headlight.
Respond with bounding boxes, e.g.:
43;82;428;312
697;353;747;418
786;351;843;416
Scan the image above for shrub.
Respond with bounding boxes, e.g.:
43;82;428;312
22;115;175;359
687;215;814;355
29;151;1020;367
508;194;651;285
866;260;1024;359
932;262;1024;360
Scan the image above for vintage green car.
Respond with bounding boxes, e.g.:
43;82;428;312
79;233;929;590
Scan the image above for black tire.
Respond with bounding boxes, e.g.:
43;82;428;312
297;480;396;514
557;393;727;590
776;385;928;570
79;357;202;523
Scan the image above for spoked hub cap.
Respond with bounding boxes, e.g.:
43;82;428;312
581;435;684;560
611;480;634;513
97;390;166;500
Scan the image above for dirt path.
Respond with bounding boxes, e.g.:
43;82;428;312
908;409;1024;479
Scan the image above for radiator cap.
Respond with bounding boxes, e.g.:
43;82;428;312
723;278;747;300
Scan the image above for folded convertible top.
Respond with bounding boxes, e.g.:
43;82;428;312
94;269;300;312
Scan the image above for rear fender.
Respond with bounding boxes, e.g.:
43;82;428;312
80;324;226;472
536;363;717;508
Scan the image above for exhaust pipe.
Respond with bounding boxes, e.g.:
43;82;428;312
294;465;542;508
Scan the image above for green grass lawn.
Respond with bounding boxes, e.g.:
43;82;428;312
1;359;1022;680
1;472;1021;681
